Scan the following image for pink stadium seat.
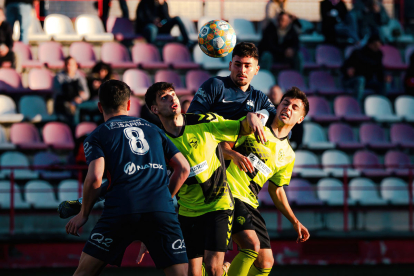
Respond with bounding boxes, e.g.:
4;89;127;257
163;43;199;70
316;45;343;69
132;43;168;69
155;70;191;95
334;96;371;122
38;41;65;69
382;45;407;70
328;123;364;150
10;123;48;150
69;42;96;69
390;123;414;148
309;71;344;95
123;69;152;96
299;46;319;70
278;70;311;94
0;68;26;93
12;42;42;68
101;42;135;69
28;68;53;91
353;150;390;177
285;179;323;205
359;123;396;150
385;150;411;176
129;96;142;118
75;122;97;139
42;122;75;150
106;17;141;41
186;70;210;93
307;96;340;123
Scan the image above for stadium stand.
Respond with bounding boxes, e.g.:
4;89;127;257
74;14;114;42
27;68;54;91
364;95;401;123
359;123;395;149
353;150;391;177
292;150;328;178
302;122;335;150
0;151;38;179
0;181;30;209
390;123;414;148
38;41;65;69
42;122;75;150
154;70;191;95
44;14;83;42
321;150;360;177
25;180;60;208
315;45;343;69
309;71;345;95
163;42;199;69
317;178;356;206
307;96;340;123
132;43;169;69
10;123;48;150
328;123;364;150
69;42;97;69
123;69;152;96
380;177;409;205
101;41;135;69
0;95;24;123
333;96;371;122
106;16;141;42
229;18;261;43
185;69;210;93
349;178;388;205
249;69;276;95
395;95;414;122
19;96;56;123
33;152;71;180
384;150;412;176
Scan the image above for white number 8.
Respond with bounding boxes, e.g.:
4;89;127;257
124;127;150;155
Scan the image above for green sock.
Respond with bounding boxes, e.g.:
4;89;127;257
202;263;207;276
228;249;258;276
247;264;272;276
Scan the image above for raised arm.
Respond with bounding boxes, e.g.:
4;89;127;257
166;152;190;198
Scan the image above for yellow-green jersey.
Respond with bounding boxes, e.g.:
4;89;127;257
226;126;295;209
164;112;241;217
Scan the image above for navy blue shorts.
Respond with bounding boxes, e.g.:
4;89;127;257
83;211;188;268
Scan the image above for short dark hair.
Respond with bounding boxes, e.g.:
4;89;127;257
145;82;176;110
280;87;309;116
98;80;131;113
64;56;75;65
232;42;259;60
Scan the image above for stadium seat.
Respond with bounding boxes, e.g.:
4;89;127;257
170;16;198;42
10;123;48;150
0;151;38;179
38;41;65;69
381;45;407;70
364;95;400;123
33;152;71;179
69;42;97;69
390;123;414;148
285;179;323;205
328;123;364;150
321;150;360;177
0;68;25;93
12;42;42;68
106;16;141;41
28;68;54;92
28;11;52;42
333;96;371;122
317;178;356;205
0;181;30;209
309;71;344;95
325;212;355;231
101;42;135;69
154;70;191;95
229;18;261;42
193;46;228;70
42;122;75;150
349;178;387;205
123;69;152;96
353;150;390;177
0;125;15;150
344;45;360;59
58;179;82;202
129;96;142;118
307;96;340;123
278;70;311;94
44;14;82;42
293;150;328;178
384;150;411;177
163;43;199;70
0;95;24;123
395;95;414;122
250;70;276;95
25;180;59;208
131;43;168;70
405;44;414;64
186;70;210;93
19;95;56;123
363;211;410;231
75;14;114;42
316;45;343;69
382;19;414;44
359;123;396;150
299;46;319;70
75;122;97;139
302;122;335;150
380;177;409;205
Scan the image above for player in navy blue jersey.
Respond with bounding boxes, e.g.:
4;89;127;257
65;80;190;276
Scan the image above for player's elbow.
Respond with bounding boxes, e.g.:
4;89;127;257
181;161;191;179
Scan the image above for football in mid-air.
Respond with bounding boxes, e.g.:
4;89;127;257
198;20;237;58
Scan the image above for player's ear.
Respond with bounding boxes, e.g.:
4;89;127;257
255;64;260;75
151;105;158;115
228;61;232;71
297;116;305;124
97;102;103;114
126;99;131;111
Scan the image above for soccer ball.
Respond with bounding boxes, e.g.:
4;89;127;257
198;20;237;58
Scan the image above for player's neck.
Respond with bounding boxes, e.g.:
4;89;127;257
161;113;185;136
103;111;128;122
270;118;293;139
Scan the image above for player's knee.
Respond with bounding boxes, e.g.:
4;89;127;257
255;254;274;269
204;263;222;276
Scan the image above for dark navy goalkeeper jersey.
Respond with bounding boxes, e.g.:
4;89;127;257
187;76;277;123
84;115;179;218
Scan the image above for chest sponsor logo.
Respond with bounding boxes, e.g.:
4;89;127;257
189;161;208;177
247;153;272;177
246;100;254;112
124;162;136;175
124;162;163;175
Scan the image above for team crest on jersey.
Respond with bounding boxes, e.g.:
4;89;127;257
195;87;207;99
278;149;284;161
237;216;246;225
245;100;254;112
189;137;199;149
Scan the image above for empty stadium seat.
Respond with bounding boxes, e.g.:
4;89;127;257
230;18;261;42
309;71;344;95
0;151;38;179
250;70;276;95
101;42;135;69
0;181;30;209
28;68;54;92
384;150;411;176
286;179;323;205
129;96;142;118
69;42;97;69
58;179;82;202
186;70;210;93
317;178;356;205
216;69;229;78
193;46;228;70
19;95;56;122
28;11;52;42
364;95;400;123
353;150;390;177
38;41;65;69
0;125;15;150
299;46;319;70
170;16;198;42
325;212;355;231
12;42;42;68
381;45;407;70
328;123;364;150
33;152;71;179
123;69;152;96
75;122;97;139
316;45;343;69
390;123;414;148
0;68;25;92
42;122;75;150
293;150;328;178
163;43;199;70
302;122;335;150
395;95;414;122
333;96;371;122
363;211;410;231
75;14;114;42
359;123;395;149
10;123;47;150
321;150;360;177
0;95;24;123
25;180;59;208
278;70;310;94
154;70;191;95
349;178;387;205
106;16;141;41
380;177;409;205
44;14;82;42
307;96;340;123
405;44;414;64
132;43;168;70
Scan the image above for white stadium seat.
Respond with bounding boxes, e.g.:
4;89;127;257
75;14;114;42
317;178;356;206
44;14;83;42
395;95;414;122
0;181;30;209
293;150;328;178
25;180;59;208
380;177;409;205
321;150;360;177
303;122;335;150
0;151;38;179
364;95;400;123
349;178;387;205
249;69;276;95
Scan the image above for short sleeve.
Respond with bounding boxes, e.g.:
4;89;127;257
187;78;219;114
158;128;180;161
234;135;248;148
205;113;241;143
268;159;295;187
83;130;105;165
259;93;277;127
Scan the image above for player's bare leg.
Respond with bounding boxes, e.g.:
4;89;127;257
227;230;259;276
164;263;188;276
73;252;106;276
188;257;203;276
247;248;273;275
204;250;226;276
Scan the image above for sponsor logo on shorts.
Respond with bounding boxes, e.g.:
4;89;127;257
172;239;186;254
237;216;245;225
124;162;163;176
188;161;208;177
89;233;113;251
247;153;272;177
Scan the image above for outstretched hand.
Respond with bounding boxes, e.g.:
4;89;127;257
232;151;254;173
247;112;267;144
293;221;310;243
136;242;149;264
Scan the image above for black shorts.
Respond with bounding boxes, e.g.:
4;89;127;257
178;209;233;259
83;212;188;268
232;198;271;249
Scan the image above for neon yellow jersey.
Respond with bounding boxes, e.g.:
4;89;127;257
165;113;241;217
226;126;295;209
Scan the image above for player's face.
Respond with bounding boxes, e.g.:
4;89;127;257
229;55;259;90
153;89;181;118
276;97;305;126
